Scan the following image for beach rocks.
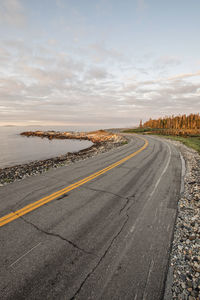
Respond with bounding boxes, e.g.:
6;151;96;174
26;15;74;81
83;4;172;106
166;140;200;299
0;133;128;186
20;129;125;144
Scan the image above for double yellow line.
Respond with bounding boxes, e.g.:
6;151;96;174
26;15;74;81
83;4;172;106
0;137;148;228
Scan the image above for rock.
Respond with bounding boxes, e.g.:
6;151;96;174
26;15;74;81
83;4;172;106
181;282;186;289
189;234;196;241
21;130;126;144
193;263;200;273
178;245;183;251
186;280;193;288
164;139;200;299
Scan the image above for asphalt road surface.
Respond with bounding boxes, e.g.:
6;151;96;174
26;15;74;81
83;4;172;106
0;135;182;300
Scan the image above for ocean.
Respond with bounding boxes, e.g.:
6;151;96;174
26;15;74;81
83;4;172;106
0;125;96;168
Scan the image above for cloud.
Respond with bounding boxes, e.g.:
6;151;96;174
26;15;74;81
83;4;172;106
0;47;10;57
167;71;200;81
137;0;147;11
86;66;110;80
89;43;124;63
48;39;57;46
154;56;182;70
0;39;199;127
138;70;200;86
0;0;25;27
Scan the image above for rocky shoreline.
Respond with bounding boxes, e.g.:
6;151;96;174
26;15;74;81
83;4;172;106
0;130;127;186
20;129;124;143
165;140;200;300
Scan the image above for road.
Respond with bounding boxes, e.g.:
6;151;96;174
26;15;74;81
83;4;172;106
0;135;181;299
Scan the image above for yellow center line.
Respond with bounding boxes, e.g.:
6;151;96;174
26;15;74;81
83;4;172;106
0;136;148;228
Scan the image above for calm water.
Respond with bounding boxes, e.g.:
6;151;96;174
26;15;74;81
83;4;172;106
0;126;95;168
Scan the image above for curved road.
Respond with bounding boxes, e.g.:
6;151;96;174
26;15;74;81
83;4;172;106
0;135;181;299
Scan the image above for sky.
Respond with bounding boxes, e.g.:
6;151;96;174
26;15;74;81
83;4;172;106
0;0;200;128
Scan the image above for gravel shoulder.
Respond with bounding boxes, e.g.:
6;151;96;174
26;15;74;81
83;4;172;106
164;139;200;300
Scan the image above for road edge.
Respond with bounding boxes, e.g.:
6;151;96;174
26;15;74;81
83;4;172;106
163;150;186;300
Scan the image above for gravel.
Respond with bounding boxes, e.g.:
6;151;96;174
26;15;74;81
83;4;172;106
165;139;200;300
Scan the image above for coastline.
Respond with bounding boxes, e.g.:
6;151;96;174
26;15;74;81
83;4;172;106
0;130;127;186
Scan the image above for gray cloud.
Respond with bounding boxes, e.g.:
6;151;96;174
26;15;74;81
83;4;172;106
86;66;110;80
155;56;181;68
167;71;200;81
0;0;25;27
88;43;125;64
0;40;199;127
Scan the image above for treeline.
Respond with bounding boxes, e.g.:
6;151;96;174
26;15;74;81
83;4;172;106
140;114;200;137
142;114;200;130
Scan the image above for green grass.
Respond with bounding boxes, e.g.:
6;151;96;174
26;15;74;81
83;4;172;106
123;128;159;133
123;128;200;153
159;135;200;154
121;140;128;145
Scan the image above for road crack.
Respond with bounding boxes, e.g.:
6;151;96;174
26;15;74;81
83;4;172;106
81;186;134;214
119;196;132;213
70;214;129;299
16;213;94;256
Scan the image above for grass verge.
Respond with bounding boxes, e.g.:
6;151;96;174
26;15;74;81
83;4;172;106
123;129;200;154
159;135;200;154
